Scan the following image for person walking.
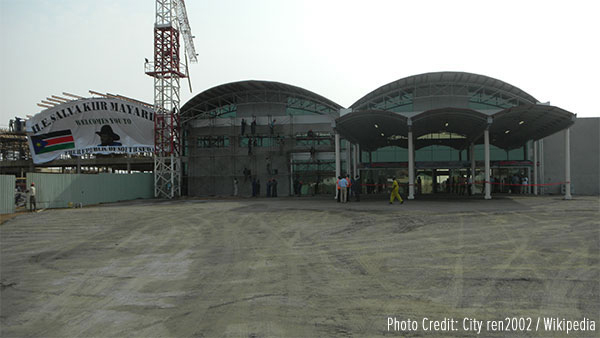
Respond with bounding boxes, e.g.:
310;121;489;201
389;177;404;204
335;176;341;202
27;182;36;212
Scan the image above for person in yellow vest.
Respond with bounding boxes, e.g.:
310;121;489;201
389;177;404;204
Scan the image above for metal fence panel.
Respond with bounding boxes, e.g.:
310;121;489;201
26;173;153;209
0;175;16;214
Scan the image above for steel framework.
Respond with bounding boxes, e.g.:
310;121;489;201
146;0;195;198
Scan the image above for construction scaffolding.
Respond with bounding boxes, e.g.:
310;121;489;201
145;0;196;198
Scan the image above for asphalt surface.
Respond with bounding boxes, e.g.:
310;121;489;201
1;195;599;337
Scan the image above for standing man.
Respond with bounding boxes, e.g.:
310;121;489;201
335;176;341;202
266;178;272;197
339;175;348;203
241;118;247;135
522;175;529;194
233;178;239;197
467;175;473;196
27;182;36;212
251;117;257;135
389;177;404;205
353;175;361;202
346;174;352;201
272;178;278;197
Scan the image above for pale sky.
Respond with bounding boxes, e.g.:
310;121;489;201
1;0;599;128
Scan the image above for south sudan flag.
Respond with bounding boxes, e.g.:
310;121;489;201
31;130;75;154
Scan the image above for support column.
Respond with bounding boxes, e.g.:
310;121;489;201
564;128;572;200
289;156;294;196
484;128;491;200
335;133;341;179
127;153;132;174
346;140;352;177
539;139;545;195
353;144;358;179
470;143;476;195
533;140;538;195
408;126;415;200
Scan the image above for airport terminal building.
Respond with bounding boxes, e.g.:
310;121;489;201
181;71;599;198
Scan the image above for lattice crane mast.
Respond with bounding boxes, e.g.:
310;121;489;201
145;0;197;199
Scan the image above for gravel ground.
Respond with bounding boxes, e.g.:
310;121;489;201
1;195;598;337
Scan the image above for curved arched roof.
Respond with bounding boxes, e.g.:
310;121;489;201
350;71;538;112
411;107;489;140
335;110;408;150
336;104;575;151
181;80;343;122
489;104;576;149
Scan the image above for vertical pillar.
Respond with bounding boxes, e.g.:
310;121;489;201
289;156;294;196
564;128;572;200
525;142;530;194
353;144;358;179
484;128;491;200
346;140;352;177
127;153;132;174
408;127;415;200
470;143;476;195
533;140;538;195
76;156;81;174
539;139;545;195
335;133;341;179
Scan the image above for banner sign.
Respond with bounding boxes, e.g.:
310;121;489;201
26;98;155;164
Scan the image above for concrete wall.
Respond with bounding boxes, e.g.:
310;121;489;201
25;173;153;209
0;175;15;214
542;117;599;195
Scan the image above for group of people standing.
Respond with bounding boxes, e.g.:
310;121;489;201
234;176;278;197
240;117;257;136
497;173;529;194
444;175;473;195
335;175;362;203
251;177;278;197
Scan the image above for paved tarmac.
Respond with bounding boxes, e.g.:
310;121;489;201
1;195;598;337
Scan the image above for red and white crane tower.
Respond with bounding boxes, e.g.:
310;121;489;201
145;0;197;198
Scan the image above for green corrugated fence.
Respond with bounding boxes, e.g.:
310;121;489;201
26;173;154;209
0;175;16;214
